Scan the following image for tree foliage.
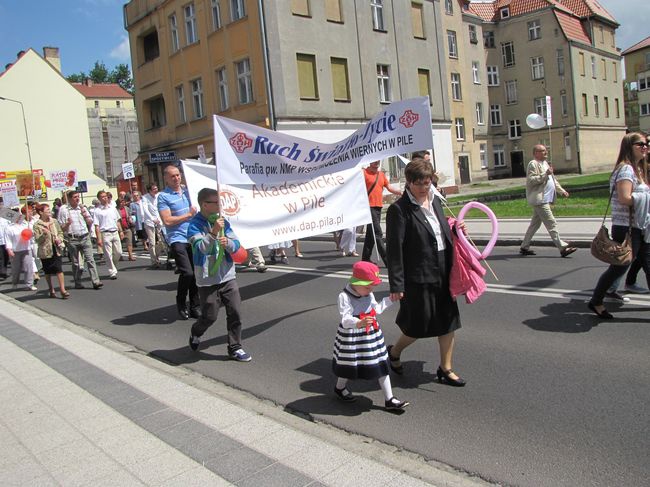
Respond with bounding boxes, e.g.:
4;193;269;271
66;61;134;94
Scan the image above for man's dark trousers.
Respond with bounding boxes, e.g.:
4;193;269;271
362;206;387;266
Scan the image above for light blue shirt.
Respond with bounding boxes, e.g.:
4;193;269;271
157;186;192;244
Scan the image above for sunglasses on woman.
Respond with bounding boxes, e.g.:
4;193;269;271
633;142;649;148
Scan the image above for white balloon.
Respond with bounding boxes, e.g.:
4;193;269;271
526;113;546;129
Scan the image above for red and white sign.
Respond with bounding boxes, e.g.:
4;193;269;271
49;169;78;191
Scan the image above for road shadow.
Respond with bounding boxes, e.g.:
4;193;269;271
111;304;181;326
148;304;332;364
522;298;650;333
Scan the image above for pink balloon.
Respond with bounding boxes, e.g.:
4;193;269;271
456;202;498;260
231;246;248;264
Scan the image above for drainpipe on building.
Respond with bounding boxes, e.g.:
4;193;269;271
258;0;276;130
390;1;403;100
352;0;367;119
568;44;582;174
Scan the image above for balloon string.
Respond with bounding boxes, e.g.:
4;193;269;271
444;201;499;282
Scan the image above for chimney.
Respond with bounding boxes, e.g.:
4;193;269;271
84;78;93;87
42;46;61;72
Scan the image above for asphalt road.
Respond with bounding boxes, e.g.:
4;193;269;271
4;242;649;487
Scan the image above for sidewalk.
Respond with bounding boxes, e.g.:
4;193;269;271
0;294;490;487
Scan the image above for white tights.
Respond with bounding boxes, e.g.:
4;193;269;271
336;375;393;401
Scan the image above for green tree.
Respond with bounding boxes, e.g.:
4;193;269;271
110;64;134;94
66;61;134;94
88;61;110;83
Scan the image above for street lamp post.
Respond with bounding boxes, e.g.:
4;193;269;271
0;96;36;198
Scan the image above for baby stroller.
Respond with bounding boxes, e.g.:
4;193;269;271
155;225;175;270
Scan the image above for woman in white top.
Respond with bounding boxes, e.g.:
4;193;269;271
5;204;37;291
588;132;650;319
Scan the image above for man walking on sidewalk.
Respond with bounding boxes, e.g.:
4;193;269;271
520;145;577;257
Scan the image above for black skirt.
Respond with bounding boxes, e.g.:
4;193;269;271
395;250;461;338
41;256;63;275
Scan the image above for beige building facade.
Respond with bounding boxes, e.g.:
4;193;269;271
0;49;108;204
470;0;625;177
622;36;650;135
124;0;457;189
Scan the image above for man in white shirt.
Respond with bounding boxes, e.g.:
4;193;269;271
520;145;577;257
58;190;103;289
0;210;9;279
93;190;124;279
142;184;162;268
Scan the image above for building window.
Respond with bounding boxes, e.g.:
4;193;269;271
116;100;121;108
468;24;478;44
418;68;431;100
601;58;607;80
639;76;649;90
561;92;568;116
447;30;458;58
591;56;597;78
502;42;515;67
484;31;495;48
472;62;481;84
530;57;544;80
604;96;609;117
296;54;318;100
412;3;424;38
184;3;197;44
94;100;99;108
325;0;343;22
500;7;509;19
646;52;650;68
505;80;517;104
564;135;571;161
490;104;502;125
480;143;488;169
371;0;384;31
291;0;310;16
217;67;229;111
487;65;499;86
211;0;222;30
556;49;564;76
508;119;521;139
476;102;484;125
377;64;390;102
581;93;588;116
142;30;160;62
493;144;505;167
169;14;180;52
451;72;462;100
579;52;585;76
641;103;650;116
191;78;203;119
615;98;620;118
176;85;186;123
613;62;618;82
236;58;253;104
145;96;166;129
230;0;245;21
593;95;599;117
534;97;548;121
455;118;465;141
445;0;453;15
528;20;541;40
331;57;350;101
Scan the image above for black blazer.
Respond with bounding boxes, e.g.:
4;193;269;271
386;192;454;293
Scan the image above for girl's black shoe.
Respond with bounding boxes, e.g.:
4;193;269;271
334;387;357;402
385;397;409;410
437;367;466;387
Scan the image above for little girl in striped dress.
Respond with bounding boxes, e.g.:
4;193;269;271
332;261;409;411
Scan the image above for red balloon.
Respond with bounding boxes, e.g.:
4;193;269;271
44;180;52;188
231;246;248;264
20;228;33;241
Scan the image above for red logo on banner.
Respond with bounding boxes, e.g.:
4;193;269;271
229;132;253;153
219;189;240;216
399;110;419;128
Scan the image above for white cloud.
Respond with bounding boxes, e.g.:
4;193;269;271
110;36;131;62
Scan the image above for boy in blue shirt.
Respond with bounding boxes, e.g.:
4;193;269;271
186;187;251;361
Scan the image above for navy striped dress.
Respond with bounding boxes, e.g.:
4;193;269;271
332;285;392;380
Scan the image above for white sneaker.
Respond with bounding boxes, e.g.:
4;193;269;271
26;285;38;291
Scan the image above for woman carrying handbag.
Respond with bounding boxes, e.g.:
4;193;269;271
588;132;650;319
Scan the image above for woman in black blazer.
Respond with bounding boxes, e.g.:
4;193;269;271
385;158;465;386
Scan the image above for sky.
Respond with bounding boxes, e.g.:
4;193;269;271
0;0;647;79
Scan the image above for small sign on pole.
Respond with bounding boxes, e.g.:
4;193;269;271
197;144;207;164
122;162;135;179
545;95;553;126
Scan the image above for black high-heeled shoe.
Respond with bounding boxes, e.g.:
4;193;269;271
587;302;613;319
437;367;466;387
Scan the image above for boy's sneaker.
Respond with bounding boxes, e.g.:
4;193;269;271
624;283;650;294
604;291;630;303
229;348;252;362
189;335;201;351
385;397;410;411
256;264;268;273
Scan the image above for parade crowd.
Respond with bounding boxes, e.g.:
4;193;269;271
1;132;649;411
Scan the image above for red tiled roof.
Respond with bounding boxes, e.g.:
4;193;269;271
469;0;616;23
557;0;616;23
71;83;132;99
554;10;591;44
468;2;497;21
622;35;650;56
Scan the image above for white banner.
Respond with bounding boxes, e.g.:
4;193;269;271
49;169;78;191
0;179;19;208
214;97;432;184
181;160;371;248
